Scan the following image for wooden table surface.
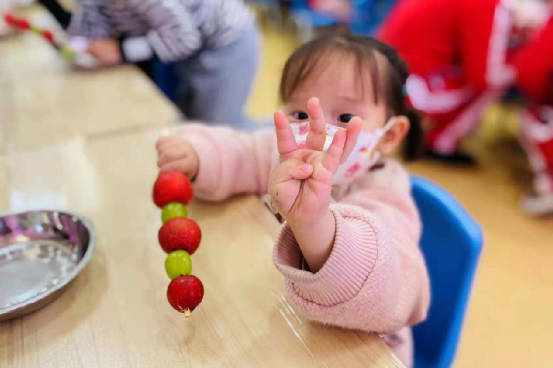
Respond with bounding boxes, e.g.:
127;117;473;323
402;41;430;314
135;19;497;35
0;16;403;368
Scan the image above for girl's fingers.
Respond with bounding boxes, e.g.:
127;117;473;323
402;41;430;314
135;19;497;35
271;159;314;184
323;128;346;172
156;136;182;151
157;149;187;167
156;137;173;151
159;157;197;178
274;111;298;155
305;98;327;151
341;117;363;163
159;161;185;174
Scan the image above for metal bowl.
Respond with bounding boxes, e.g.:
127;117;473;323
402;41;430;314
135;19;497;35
0;210;96;321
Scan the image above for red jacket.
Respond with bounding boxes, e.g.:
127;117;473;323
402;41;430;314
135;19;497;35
380;0;553;104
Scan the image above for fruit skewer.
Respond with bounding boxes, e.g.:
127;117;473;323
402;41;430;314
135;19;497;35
153;171;205;318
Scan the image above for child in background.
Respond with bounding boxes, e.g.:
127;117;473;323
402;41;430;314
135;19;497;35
37;0;261;127
156;35;430;367
380;0;553;215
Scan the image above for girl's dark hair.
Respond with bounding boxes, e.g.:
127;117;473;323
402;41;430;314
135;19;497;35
279;34;424;161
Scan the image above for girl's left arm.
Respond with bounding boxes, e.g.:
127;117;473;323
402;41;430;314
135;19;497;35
273;161;431;333
176;124;278;202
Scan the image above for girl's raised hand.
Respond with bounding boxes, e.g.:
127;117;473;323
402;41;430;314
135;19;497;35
269;98;362;226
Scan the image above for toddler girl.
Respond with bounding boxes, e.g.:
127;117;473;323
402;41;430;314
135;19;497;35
156;34;430;367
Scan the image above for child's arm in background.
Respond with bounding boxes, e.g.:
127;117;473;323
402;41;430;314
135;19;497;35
70;0;203;64
157;124;277;202
38;0;199;64
274;161;430;333
131;0;201;63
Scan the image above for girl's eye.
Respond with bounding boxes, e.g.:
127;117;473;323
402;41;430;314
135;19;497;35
292;111;309;120
338;114;354;123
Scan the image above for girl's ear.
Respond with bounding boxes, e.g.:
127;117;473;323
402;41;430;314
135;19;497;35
378;116;410;156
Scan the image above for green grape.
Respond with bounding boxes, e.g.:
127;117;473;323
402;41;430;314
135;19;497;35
161;202;188;223
165;250;193;280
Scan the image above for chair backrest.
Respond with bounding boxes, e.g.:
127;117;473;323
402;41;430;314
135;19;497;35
411;176;483;368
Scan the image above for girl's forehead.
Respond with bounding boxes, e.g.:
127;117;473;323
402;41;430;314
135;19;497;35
291;58;375;101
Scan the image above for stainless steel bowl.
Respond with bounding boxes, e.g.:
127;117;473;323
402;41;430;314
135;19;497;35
0;210;96;321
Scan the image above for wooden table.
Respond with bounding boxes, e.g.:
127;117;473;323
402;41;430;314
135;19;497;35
0;20;403;368
0;9;181;153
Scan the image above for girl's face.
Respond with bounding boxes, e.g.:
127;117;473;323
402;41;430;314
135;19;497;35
283;57;388;133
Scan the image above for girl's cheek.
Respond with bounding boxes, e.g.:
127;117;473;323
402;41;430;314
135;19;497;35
334;119;350;129
360;118;385;133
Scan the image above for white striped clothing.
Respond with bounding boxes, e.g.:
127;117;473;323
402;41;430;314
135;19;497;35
68;0;254;62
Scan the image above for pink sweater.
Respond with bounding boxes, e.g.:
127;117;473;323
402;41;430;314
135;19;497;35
180;124;431;367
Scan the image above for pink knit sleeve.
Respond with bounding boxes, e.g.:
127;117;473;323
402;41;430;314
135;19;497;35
176;124;277;201
273;161;430;333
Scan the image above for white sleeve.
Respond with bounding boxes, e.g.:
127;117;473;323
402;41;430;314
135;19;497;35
134;0;201;62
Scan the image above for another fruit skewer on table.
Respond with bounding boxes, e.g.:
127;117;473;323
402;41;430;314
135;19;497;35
3;13;76;60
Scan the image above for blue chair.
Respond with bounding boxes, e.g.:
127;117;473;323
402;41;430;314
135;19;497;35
410;176;483;368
